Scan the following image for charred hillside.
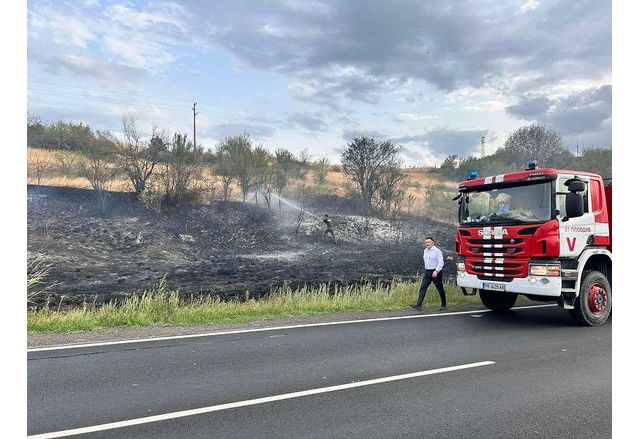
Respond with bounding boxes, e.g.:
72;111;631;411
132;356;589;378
27;185;456;306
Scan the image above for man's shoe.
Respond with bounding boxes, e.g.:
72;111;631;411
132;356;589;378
438;306;447;311
410;304;422;311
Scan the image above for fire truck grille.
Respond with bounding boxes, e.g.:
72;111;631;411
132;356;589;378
469;247;522;255
467;238;524;245
459;228;536;279
465;258;529;278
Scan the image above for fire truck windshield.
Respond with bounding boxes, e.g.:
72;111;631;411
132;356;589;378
459;181;553;226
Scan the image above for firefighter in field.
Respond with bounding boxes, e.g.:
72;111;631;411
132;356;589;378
322;214;337;243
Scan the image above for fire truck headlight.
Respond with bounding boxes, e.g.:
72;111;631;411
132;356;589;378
457;262;465;272
529;263;561;277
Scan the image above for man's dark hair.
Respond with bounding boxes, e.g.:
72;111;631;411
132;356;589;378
425;236;434;241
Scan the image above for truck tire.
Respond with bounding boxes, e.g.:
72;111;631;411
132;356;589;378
479;290;518;312
570;270;611;326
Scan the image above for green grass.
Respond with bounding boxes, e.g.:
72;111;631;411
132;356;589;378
27;278;481;333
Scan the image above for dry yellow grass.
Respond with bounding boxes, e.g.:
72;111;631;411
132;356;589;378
27;147;131;190
26;147;458;221
26;147;57;162
27;176;133;191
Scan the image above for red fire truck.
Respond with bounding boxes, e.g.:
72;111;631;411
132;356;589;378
454;162;612;326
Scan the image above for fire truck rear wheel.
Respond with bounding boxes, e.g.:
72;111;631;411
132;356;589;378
570;270;611;326
479;290;518;312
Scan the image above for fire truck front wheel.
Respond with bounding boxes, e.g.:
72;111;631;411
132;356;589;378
570;270;612;326
479;290;518;312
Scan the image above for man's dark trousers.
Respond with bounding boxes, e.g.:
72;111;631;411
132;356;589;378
417;270;446;307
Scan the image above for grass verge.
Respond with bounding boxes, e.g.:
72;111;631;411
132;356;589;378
27;279;481;333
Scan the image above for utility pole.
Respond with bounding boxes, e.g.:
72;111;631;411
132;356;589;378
192;102;198;158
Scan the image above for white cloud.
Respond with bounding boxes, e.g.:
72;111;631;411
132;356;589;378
102;35;175;70
518;0;541;14
395;113;439;122
106;3;187;32
461;100;510;112
29;9;95;48
27;10;46;29
27;0;612;157
42;54;149;91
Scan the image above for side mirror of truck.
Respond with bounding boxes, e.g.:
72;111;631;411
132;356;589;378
566;180;585;192
565;192;584;219
562;177;586;221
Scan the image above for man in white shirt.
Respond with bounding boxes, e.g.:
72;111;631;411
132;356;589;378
411;236;447;311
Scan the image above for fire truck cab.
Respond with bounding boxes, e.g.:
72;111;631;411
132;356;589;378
455;162;612;326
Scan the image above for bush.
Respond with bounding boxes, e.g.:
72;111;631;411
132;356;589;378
27;149;53;185
424;183;458;223
27;258;57;305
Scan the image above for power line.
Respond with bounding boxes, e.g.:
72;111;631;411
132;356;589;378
28;78;278;117
28;79;187;103
28;87;287;128
29;89;193;112
28;88;272;122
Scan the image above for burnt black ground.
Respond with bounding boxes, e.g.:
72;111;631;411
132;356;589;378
27;185;456;306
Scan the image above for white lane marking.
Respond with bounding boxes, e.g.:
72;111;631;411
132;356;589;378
28;361;495;439
28;305;556;353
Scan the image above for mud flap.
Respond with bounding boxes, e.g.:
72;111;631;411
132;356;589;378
461;287;477;296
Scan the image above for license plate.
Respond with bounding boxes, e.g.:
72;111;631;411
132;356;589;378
483;282;506;292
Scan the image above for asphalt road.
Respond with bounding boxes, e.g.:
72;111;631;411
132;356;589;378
27;305;611;438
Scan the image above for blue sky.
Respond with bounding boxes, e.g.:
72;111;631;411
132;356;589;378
27;0;611;165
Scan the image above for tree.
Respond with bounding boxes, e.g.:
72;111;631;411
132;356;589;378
313;157;331;186
27;113;46;147
43;121;95;151
579;147;612;177
251;146;274;208
274;148;297;212
296;148;311;180
158;133;202;206
213;144;237;203
114;115;165;196
439;154;459;179
28;149;52;185
53;149;80;177
501;123;567;167
78;130;120;212
341;137;403;213
375;165;407;216
215;133;254;202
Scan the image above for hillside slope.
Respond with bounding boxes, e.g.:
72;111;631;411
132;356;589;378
27;185;456;306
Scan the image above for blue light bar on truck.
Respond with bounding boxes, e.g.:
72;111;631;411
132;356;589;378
467;170;479;180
